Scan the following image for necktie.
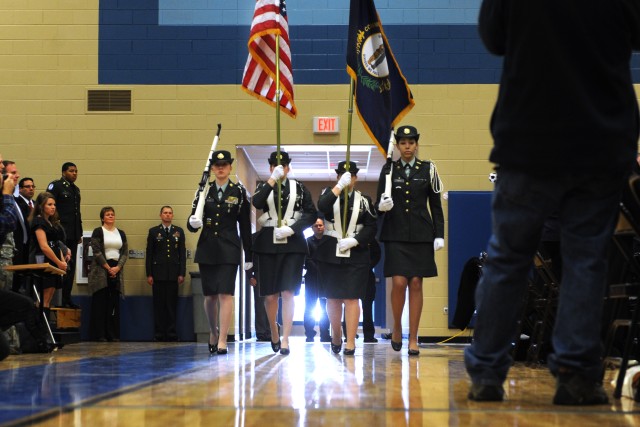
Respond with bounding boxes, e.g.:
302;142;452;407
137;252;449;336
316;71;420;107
218;188;223;199
28;200;33;211
405;164;411;177
165;227;170;237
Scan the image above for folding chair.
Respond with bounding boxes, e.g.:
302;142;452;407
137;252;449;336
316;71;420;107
518;251;560;366
603;174;640;398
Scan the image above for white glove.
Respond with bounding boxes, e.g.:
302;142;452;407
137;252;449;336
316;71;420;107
189;215;203;229
434;238;445;251
274;226;295;240
378;194;394;212
243;262;253;271
336;172;351;191
338;237;359;252
270;165;285;181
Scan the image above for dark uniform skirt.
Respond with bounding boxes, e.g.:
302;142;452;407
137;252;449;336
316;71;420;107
319;262;369;300
258;253;305;297
383;241;437;278
199;263;238;296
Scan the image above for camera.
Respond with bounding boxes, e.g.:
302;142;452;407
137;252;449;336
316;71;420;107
1;174;7;182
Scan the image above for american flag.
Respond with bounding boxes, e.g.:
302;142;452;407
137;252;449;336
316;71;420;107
241;0;297;118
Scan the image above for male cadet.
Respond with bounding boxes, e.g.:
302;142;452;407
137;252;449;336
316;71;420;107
146;206;186;341
47;162;82;308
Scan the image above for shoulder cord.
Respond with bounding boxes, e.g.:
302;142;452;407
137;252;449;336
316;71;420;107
429;161;444;194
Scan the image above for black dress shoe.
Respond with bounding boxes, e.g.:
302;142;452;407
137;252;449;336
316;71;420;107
279;347;290;355
391;340;402;351
408;348;420;356
331;341;342;354
271;340;281;353
217;347;228;355
363;337;378;343
343;348;355;356
208;342;218;355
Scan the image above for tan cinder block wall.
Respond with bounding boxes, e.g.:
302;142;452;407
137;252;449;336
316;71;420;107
0;0;506;337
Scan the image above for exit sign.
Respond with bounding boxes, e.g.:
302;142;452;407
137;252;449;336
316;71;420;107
313;116;340;134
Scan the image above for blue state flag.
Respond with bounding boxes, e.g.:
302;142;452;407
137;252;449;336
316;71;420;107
346;0;414;156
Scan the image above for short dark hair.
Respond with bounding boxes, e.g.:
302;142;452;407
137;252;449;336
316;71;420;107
160;205;173;214
62;162;76;172
19;177;34;188
2;160;15;168
99;206;115;224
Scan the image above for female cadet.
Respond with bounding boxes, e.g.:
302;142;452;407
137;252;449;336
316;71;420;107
376;125;445;356
252;151;316;355
315;161;377;355
188;150;252;355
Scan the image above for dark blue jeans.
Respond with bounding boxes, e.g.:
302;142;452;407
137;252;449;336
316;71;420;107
464;169;625;385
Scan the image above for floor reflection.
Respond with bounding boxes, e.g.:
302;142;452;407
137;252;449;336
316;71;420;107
0;340;638;426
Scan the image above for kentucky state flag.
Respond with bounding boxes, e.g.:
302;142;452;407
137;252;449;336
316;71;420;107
346;0;414;156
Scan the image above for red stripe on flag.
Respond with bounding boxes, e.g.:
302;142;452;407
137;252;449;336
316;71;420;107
241;0;297;118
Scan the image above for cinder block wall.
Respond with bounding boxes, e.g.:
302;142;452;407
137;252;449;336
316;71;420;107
0;0;510;337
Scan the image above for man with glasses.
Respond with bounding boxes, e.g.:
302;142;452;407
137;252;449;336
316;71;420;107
11;177;35;293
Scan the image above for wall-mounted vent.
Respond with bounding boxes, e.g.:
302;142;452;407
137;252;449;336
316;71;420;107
87;90;132;112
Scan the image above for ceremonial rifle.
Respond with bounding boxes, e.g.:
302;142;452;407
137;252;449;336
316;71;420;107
193;123;222;221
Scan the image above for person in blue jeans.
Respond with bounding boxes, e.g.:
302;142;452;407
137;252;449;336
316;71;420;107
466;0;640;405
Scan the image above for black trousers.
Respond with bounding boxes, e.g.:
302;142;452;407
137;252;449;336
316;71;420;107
303;280;329;339
90;261;120;341
252;284;270;339
362;273;376;338
152;280;178;340
61;239;78;304
0;289;48;359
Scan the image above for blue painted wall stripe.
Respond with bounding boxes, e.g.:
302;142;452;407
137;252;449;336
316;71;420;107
99;1;640;85
158;0;482;26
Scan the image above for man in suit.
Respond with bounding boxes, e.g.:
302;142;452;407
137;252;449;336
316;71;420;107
11;177;35;293
47;162;82;308
146;206;186;342
303;217;331;342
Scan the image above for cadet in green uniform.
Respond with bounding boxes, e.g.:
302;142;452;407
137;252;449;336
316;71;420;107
146;206;186;342
376;125;445;356
47;162;82;308
252;151;316;355
188;150;252;355
315;161;377;355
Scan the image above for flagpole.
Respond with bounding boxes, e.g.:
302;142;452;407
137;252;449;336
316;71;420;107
343;79;355;238
275;32;283;227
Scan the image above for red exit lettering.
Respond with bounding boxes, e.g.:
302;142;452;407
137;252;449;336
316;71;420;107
318;117;335;132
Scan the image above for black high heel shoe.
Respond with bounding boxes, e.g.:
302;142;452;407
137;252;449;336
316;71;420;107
331;341;342;354
408;348;420;356
343;348;355;356
271;340;281;353
208;342;218;355
279;347;290;355
217;347;228;355
391;340;402;352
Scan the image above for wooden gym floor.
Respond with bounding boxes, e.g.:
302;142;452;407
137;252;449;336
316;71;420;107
0;338;638;426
